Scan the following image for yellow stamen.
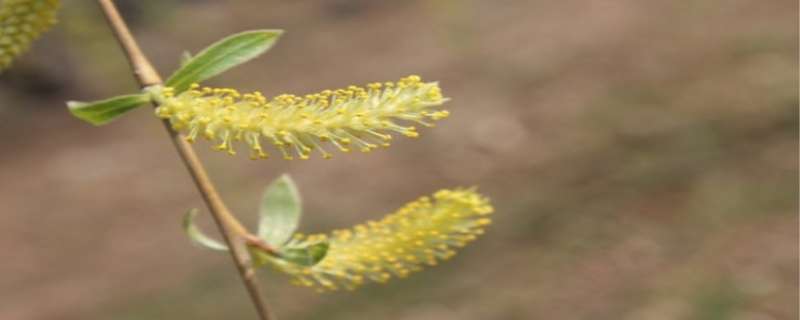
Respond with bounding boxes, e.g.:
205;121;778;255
260;188;493;292
154;75;449;160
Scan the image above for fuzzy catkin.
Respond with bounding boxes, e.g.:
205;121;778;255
0;0;60;71
154;75;450;160
263;188;493;292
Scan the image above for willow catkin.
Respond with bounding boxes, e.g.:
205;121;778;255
262;188;493;292
154;75;450;160
0;0;60;71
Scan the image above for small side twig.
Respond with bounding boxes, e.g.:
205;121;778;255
95;1;274;319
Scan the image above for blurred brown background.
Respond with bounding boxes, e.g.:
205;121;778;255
0;0;797;319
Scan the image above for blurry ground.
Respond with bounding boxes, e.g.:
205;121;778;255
0;0;797;319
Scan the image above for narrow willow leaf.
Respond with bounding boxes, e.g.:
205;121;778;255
166;30;283;93
280;242;329;267
182;209;228;251
67;93;150;126
258;174;301;247
180;51;192;67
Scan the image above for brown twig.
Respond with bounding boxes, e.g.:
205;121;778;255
244;235;281;256
96;1;274;319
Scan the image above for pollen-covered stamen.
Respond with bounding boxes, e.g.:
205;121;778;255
245;132;269;159
154;75;449;160
260;188;493;292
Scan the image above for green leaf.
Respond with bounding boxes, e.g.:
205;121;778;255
182;209;228;251
166;30;283;93
280;241;329;267
258;174;301;247
180;51;192;67
249;241;328;268
66;93;150;126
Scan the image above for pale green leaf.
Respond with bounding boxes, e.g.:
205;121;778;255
182;209;228;251
248;239;328;268
166;30;283;93
280;241;329;267
66;93;150;126
180;51;192;67
258;174;301;247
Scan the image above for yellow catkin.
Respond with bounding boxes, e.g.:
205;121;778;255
0;0;60;71
262;188;493;292
154;75;450;160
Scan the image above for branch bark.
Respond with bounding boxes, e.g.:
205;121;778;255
95;1;274;319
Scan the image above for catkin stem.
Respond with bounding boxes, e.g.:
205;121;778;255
95;1;274;319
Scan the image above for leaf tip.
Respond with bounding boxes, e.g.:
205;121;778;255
182;208;229;251
182;208;199;227
66;100;84;110
257;29;284;36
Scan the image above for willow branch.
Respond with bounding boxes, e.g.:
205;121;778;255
95;1;273;319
